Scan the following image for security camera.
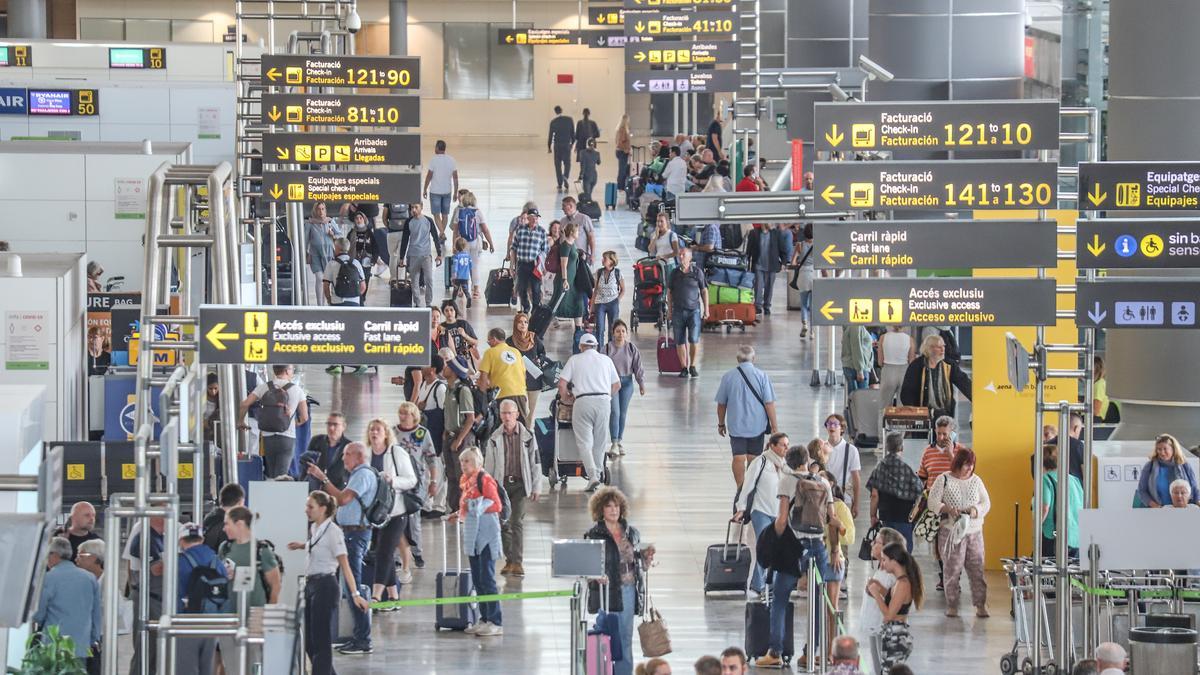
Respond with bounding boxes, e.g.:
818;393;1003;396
858;55;894;82
346;9;362;33
827;83;851;102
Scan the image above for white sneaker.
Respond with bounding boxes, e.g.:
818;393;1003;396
606;441;619;459
464;623;482;635
585;479;601;492
398;567;414;585
475;621;503;637
617;441;626;456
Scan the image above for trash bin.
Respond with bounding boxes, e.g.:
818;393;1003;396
1130;626;1198;675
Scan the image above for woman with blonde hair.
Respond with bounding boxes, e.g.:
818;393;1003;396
615;114;633;198
899;333;972;420
449;190;495;300
364;418;419;605
1136;433;1200;508
592;250;625;349
393;401;436;574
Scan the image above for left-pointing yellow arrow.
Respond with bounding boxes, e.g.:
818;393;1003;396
205;322;239;351
819;300;843;321
821;244;844;265
821;184;844;205
266;67;281;82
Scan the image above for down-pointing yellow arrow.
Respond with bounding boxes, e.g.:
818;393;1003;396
819;300;843;321
821;184;844;205
1087;183;1108;207
267;106;282;122
269;184;284;199
1086;234;1106;256
821;244;844;265
825;124;844;147
275;147;290;161
205;322;239;351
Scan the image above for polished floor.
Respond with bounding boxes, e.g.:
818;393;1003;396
297;139;1015;674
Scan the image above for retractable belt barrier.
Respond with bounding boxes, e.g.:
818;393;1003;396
370;588;575;610
811;566;848;637
1069;578;1200;601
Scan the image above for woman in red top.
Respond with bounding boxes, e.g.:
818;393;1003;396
448;447;504;636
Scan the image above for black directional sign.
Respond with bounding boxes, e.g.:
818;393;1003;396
812;278;1056;327
814;220;1057;270
625;69;740;94
200;305;433;366
588;5;630;25
625;40;738;66
260;93;420;126
261;54;420;89
1076;219;1200;269
498;28;578;46
260;171;420;204
812;160;1057;212
1078;162;1200;211
262;132;421;166
814;100;1060;153
584;29;634;48
0;45;33;67
1076;281;1200;329
624;11;737;37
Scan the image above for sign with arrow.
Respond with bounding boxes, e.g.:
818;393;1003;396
625;69;739;94
624;0;733;7
498;28;578;46
813;100;1059;153
625;40;738;66
813;219;1057;270
199;304;432;366
260;170;420;204
260;93;420;127
812;159;1057;212
262;132;421;167
1078;162;1200;210
1076;280;1200;329
588;5;630;25
812;278;1056;327
1075;218;1200;269
583;29;632;48
674;191;806;224
261;54;420;89
624;10;737;37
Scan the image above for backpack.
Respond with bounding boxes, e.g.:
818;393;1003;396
352;464;396;528
545;242;561;274
476;471;511;525
217;540;283;603
333;258;362;298
456;206;480;242
720;223;744;250
183;550;229;614
455;381;493;442
257;382;294;433
788;473;830;535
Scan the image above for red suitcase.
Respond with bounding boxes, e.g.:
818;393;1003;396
657;335;683;373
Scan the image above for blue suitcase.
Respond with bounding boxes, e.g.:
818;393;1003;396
435;520;478;631
236;455;264;503
604;182;618;210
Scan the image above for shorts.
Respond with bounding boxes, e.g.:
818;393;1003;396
672;308;702;344
429;193;452;216
730;434;766;457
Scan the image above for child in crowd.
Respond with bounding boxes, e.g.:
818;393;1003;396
450;236;473;307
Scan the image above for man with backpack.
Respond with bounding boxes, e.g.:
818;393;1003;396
323;237;367;307
177;523;227;675
214;506;281;670
306;442;378;655
238;364;309;478
442;355;480;509
757;445;842;669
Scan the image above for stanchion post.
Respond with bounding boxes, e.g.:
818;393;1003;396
1056;402;1073;670
804;557;818;674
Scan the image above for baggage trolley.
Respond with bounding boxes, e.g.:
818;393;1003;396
1000;557;1056;675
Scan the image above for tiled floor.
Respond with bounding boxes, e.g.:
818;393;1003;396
297;139;1016;674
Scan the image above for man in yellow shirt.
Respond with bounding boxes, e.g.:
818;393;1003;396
478;327;530;426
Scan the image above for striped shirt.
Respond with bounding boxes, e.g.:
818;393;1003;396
917;444;962;489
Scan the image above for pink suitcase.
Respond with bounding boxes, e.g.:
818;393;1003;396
586;633;614;675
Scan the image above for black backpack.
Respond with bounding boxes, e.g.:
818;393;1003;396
218;540;283;600
333;258;362;298
257;382;294;433
183;550;229;614
476;471;512;524
352;465;396;528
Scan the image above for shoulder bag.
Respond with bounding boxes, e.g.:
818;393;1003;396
732;457;770;524
637;568;673;657
858;523;880;561
735;366;772;437
912;474;947;543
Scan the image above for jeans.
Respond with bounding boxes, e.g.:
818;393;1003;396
616;150;630;191
615;583;636;675
406;255;435;307
844;368;868;392
595;299;619;348
755;268;778;312
515;260;541;313
749;510;774;593
305;574;339;675
799;290;813;323
770;537;834;654
342;528;373;646
262;434;295;478
469;544;502;625
672;308;702;344
467;238;484;289
882;520;915;552
609;375;635;441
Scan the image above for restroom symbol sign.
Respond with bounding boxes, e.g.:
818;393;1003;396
1124;464;1140;482
1103;465;1121;482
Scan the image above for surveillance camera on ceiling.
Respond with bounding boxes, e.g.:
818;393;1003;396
858;55;894;82
346;9;362;33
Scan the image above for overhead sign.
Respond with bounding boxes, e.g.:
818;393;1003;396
625;0;734;6
812;160;1057;211
109;47;165;70
813;219;1057;270
583;30;632;48
812;278;1056;327
813;99;1060;152
498;28;578;46
675;191;805;224
262;132;421;166
588;5;630;25
1078;162;1200;210
625;69;739;94
260;93;420;127
27;89;98;116
1076;280;1200;329
0;45;32;67
625;40;738;66
1076;218;1200;269
261;54;419;89
260;170;420;204
625;11;737;37
199;305;432;366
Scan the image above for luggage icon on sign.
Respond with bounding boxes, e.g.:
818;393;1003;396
849;183;874;208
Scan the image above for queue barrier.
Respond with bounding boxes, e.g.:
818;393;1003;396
370;588;575;611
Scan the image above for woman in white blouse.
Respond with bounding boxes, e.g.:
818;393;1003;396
927;446;991;618
288;491;370;675
731;432;791;596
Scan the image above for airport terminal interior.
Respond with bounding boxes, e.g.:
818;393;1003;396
4;0;1200;674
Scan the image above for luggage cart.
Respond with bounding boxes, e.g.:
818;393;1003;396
1000;557;1056;675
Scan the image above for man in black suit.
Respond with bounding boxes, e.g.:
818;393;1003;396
548;106;575;191
574;108;600;164
745;223;793;316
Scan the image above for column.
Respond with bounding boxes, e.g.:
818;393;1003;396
8;0;48;39
389;0;408;55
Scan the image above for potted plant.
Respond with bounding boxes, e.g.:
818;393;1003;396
15;626;87;675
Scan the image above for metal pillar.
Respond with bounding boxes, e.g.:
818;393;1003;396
7;0;47;39
389;0;408;55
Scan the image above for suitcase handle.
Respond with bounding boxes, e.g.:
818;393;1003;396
441;518;464;573
722;521;743;562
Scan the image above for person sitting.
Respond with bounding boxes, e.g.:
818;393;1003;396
1169;478;1200;509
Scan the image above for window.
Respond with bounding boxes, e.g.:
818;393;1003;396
78;17;215;42
443;22;533;101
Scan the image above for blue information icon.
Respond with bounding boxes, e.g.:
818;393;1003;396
1115;235;1137;258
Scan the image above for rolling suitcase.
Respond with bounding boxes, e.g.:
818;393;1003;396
390;271;414;307
845;387;882;449
578;195;602;220
554;421;587;484
530;290;565;336
485;264;515;306
744;595;794;661
435;520;478;631
657;331;682;374
703;523;753;593
604;182;618;210
586;633;614;675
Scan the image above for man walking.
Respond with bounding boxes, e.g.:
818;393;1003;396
509;207;548;312
667;248;708;378
423;139;459;239
307;442;375;655
574;108;600;164
304;412;352;492
483;399;541;577
478;328;530;423
548;106;575;191
398;201;444;307
715;345;779;488
560;195;597;267
557;333;620;491
443;355;478;509
237;364;309;478
746;223;792;316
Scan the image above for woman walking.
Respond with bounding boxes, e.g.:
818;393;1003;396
592;251;625;349
615;115;633;195
365;419;419;606
448;448;504;637
507;312;548;415
866;432;925;550
789;223;816;337
554;223;587;331
928;447;991;617
603;320;645;457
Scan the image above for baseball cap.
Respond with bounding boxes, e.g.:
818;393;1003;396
181;522;204;539
579;333;598;347
527;208;541;217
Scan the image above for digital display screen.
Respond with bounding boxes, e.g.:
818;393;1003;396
0;45;32;67
27;90;71;115
109;47;165;70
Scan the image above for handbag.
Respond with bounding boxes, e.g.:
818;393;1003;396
858;523;880;561
735;366;773;437
638;570;673;657
911;475;947;543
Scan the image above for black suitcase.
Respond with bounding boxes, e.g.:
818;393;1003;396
390;277;414;307
704;523;753;594
485;266;515;306
435;521;478;631
530;290;565;336
745;597;794;661
605;182;618;210
578;195;602;220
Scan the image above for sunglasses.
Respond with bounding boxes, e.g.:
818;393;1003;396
825;421;842;429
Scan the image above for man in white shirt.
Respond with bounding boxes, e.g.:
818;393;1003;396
661;146;688;200
423;139;459;239
557;333;620;492
824;413;862;518
238;364;309;478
